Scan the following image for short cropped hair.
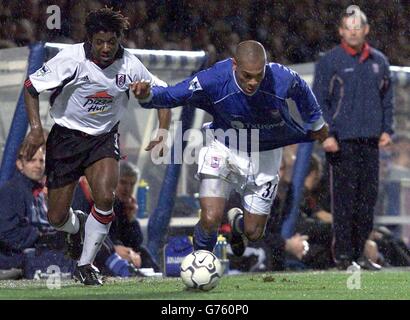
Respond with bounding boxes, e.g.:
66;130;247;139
85;7;130;38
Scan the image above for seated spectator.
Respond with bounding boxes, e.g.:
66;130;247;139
0;139;74;279
262;156;310;271
224;157;310;272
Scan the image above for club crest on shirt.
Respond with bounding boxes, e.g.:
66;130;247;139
210;156;221;169
116;74;126;88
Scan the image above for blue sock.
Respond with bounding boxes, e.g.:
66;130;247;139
105;253;132;277
237;215;244;234
193;222;217;252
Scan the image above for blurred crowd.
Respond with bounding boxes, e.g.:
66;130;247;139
0;0;409;66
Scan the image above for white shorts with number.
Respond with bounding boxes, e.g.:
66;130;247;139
197;139;282;215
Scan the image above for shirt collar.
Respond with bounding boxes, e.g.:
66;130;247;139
341;40;371;63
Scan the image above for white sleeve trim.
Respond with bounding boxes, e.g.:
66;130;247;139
311;116;326;131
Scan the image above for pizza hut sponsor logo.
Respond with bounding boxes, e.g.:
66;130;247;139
83;91;113;114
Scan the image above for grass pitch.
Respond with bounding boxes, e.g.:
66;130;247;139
0;269;409;300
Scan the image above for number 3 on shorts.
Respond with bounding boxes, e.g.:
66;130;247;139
261;181;277;199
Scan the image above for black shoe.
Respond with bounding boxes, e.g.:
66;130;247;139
356;256;382;271
335;256;361;271
73;264;103;286
227;208;247;257
66;210;88;261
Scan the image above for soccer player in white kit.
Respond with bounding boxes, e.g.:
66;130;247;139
23;8;170;285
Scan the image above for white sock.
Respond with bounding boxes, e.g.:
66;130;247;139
54;208;79;234
78;207;113;266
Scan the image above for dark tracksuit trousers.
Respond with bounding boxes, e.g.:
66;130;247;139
327;138;379;261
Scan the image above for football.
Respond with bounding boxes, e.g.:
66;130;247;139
180;250;223;291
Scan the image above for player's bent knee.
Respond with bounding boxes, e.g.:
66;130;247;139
93;191;115;209
47;210;70;228
201;211;222;232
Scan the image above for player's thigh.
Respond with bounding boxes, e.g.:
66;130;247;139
199;175;232;226
84;157;119;202
47;181;78;219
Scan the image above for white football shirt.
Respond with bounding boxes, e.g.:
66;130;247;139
28;43;166;135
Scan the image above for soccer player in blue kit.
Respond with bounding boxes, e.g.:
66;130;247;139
131;41;328;256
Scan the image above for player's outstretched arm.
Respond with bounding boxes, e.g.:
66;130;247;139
23;87;45;159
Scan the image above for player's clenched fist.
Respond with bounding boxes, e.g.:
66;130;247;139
130;80;151;100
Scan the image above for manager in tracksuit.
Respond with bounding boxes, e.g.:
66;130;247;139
313;9;394;270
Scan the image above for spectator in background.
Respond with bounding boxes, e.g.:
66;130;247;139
0;1;408;65
0;138;73;278
224;154;309;272
72;161;159;272
262;157;309;271
313;8;394;270
110;161;159;271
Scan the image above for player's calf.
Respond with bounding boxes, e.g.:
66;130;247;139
243;225;265;242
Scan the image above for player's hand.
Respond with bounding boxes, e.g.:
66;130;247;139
309;123;329;143
115;245;142;268
130;80;151;100
21;128;45;160
129;250;142;269
322;137;339;153
285;234;309;260
379;132;392;148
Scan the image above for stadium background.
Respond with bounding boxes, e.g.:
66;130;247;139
0;0;410;270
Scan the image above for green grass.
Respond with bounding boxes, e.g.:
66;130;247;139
0;269;409;300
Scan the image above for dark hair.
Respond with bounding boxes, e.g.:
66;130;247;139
85;7;130;39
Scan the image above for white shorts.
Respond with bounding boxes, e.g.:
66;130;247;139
197;139;282;215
